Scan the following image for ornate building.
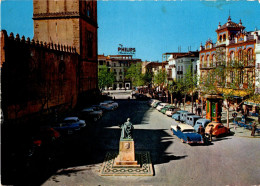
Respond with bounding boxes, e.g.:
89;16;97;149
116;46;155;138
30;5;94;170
199;16;260;113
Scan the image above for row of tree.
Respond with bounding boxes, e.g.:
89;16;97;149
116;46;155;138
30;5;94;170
98;61;259;127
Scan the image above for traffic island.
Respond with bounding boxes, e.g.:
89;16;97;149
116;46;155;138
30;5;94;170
100;118;154;176
100;151;153;176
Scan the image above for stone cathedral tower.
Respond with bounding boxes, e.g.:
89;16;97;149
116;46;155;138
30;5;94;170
33;0;98;99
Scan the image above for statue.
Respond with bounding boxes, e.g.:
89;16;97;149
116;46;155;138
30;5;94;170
120;118;134;139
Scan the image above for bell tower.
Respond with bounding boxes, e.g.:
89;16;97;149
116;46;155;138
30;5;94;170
33;0;98;95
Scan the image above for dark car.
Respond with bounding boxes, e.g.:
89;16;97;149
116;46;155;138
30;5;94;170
53;117;86;135
79;108;102;122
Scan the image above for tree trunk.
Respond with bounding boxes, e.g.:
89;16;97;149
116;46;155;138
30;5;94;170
201;96;203;118
171;93;173;105
191;93;194;113
184;94;186;111
226;99;230;128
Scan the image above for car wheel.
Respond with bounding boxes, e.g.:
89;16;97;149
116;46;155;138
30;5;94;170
93;118;98;122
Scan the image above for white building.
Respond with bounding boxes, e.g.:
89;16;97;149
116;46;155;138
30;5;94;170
165;52;199;81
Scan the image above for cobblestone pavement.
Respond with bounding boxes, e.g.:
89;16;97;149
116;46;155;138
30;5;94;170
41;92;260;186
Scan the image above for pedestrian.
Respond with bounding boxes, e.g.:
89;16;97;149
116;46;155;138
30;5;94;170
208;125;213;141
198;125;205;137
174;98;177;106
198;107;201;116
251;122;257;137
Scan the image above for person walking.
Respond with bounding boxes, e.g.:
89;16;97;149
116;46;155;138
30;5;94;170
251;122;257;137
208;125;213;141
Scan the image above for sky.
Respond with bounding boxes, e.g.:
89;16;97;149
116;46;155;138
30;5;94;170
1;0;260;62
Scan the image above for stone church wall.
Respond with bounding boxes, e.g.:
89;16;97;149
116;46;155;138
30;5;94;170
1;30;79;122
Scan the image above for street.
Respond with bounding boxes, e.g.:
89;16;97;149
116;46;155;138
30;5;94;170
39;92;260;186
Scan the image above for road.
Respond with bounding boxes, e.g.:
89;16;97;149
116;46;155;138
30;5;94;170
40;96;260;186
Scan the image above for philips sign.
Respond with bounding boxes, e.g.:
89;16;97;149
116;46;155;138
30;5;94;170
118;44;136;55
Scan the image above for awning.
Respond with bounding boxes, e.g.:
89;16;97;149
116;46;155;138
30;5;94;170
217;88;249;98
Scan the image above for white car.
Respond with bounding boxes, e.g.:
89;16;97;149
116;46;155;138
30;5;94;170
156;103;169;111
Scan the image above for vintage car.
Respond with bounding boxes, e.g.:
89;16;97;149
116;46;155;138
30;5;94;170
171;124;204;144
186;115;202;127
152;100;162;108
79;108;102;122
53;117;86;135
103;100;118;109
161;105;176;114
194;119;211;132
205;122;230;137
156;103;169;111
172;110;188;121
180;112;195;123
165;107;181;116
99;102;114;111
148;99;159;106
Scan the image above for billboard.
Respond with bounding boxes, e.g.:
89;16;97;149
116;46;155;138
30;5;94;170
118;44;136;55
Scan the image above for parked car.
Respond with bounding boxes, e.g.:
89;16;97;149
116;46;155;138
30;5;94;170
156;103;169;111
171;124;204;144
172;110;188;121
205;122;230;137
186;115;202;127
194;119;211;132
99;102;114;111
53;117;86;135
180;112;195;123
166;107;181;116
79;108;102;122
103;100;118;109
91;105;104;112
149;99;159;106
161;105;175;114
152;101;162;108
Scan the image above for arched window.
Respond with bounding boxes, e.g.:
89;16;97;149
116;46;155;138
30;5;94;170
212;54;216;67
247;48;253;60
206;55;210;67
219;35;222;42
223;34;226;41
201;55;204;67
247;48;253;66
238;50;243;61
229;51;235;66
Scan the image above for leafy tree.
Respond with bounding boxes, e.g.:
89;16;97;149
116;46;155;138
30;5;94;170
125;63;144;87
153;69;167;89
143;71;153;86
98;65;115;90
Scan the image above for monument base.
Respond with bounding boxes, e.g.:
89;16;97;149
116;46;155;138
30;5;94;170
100;151;154;176
114;139;140;168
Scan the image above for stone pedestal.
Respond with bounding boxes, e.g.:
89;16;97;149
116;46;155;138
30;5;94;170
114;139;140;168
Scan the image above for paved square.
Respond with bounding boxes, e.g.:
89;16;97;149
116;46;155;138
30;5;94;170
100;151;153;176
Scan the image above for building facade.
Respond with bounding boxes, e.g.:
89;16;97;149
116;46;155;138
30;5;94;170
164;52;199;81
1;0;98;122
98;54;142;90
199;16;260;113
33;0;98;97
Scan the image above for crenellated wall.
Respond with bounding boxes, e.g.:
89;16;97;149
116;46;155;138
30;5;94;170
1;30;79;121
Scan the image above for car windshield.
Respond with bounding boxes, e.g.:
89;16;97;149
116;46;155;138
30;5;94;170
182;129;195;133
64;120;76;123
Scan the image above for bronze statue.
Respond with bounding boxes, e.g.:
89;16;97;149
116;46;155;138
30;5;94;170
120;118;134;139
